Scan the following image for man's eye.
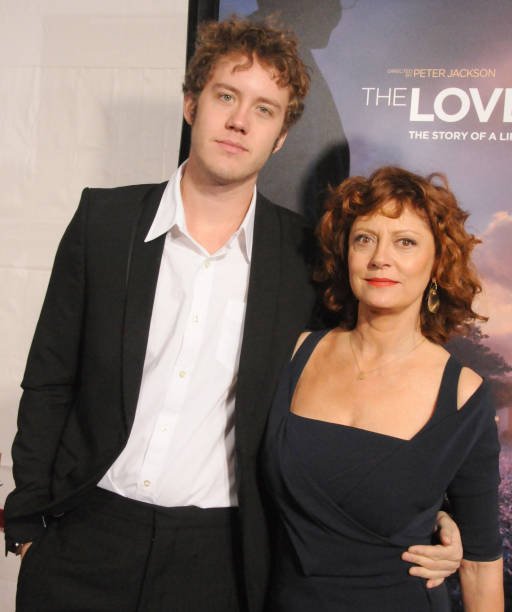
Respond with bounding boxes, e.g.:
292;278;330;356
258;106;272;115
220;93;233;102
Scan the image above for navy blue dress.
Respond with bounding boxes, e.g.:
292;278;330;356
263;330;501;611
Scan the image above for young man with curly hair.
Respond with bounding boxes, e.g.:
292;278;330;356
5;16;462;612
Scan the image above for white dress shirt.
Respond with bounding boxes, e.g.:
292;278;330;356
98;162;256;507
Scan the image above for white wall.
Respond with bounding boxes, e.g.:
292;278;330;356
1;3;189;605
0;0;189;469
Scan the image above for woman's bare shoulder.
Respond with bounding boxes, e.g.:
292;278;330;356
291;331;313;358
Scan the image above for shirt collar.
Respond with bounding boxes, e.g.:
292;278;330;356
145;161;256;262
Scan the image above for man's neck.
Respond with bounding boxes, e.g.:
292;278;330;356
180;162;256;254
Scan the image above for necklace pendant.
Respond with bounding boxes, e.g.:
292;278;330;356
357;372;366;380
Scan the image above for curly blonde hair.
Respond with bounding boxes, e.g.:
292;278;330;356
183;15;310;131
314;166;487;343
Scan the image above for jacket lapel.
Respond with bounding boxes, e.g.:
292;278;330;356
122;182;167;431
235;195;282;454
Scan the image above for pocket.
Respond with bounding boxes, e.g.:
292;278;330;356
20;540;38;565
16;531;51;605
215;300;246;371
18;524;53;578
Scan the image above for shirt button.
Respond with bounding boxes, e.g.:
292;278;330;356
179;370;186;378
192;314;199;323
143;480;151;487
204;260;210;269
160;425;168;432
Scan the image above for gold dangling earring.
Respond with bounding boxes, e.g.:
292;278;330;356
427;279;440;314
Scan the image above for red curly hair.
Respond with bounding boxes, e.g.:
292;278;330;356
314;166;487;343
183;15;310;131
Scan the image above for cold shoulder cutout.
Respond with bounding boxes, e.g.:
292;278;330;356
291;330;313;359
457;366;484;410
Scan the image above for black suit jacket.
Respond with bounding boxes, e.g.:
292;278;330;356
5;182;317;612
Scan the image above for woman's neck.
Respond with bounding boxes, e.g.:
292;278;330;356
352;308;424;359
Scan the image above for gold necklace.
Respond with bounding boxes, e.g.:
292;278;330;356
348;332;426;381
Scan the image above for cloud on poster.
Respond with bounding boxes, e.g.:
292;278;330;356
474;212;512;362
476;211;512;287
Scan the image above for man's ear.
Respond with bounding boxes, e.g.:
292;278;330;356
272;130;288;154
183;94;197;126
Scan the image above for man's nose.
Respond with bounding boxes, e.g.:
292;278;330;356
226;105;249;134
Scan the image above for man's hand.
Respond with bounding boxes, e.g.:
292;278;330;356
401;511;463;588
19;542;33;559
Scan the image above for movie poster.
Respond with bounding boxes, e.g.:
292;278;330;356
218;0;512;606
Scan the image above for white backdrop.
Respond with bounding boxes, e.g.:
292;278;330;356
0;3;188;604
0;0;188;468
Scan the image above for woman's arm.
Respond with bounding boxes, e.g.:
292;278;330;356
448;371;504;609
459;557;504;612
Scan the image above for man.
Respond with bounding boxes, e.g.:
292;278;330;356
5;16;461;612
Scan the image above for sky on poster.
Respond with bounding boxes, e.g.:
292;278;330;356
220;0;512;360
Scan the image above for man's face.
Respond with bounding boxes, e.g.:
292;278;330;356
184;54;290;188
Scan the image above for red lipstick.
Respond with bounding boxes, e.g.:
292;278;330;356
365;278;399;287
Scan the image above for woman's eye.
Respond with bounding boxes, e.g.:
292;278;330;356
398;238;416;247
220;93;233;102
258;106;272;115
354;234;372;244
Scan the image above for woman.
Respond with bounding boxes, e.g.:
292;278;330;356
264;167;503;611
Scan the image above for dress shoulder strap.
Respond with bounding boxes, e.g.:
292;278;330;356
435;354;463;418
289;329;331;392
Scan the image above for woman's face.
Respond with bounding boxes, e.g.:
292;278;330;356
348;202;436;317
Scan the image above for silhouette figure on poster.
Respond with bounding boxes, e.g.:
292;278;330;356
250;0;350;222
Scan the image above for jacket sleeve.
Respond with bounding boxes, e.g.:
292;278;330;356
4;189;89;549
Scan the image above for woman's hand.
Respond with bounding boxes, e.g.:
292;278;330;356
401;511;462;588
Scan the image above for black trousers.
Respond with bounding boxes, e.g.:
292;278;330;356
16;488;244;612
